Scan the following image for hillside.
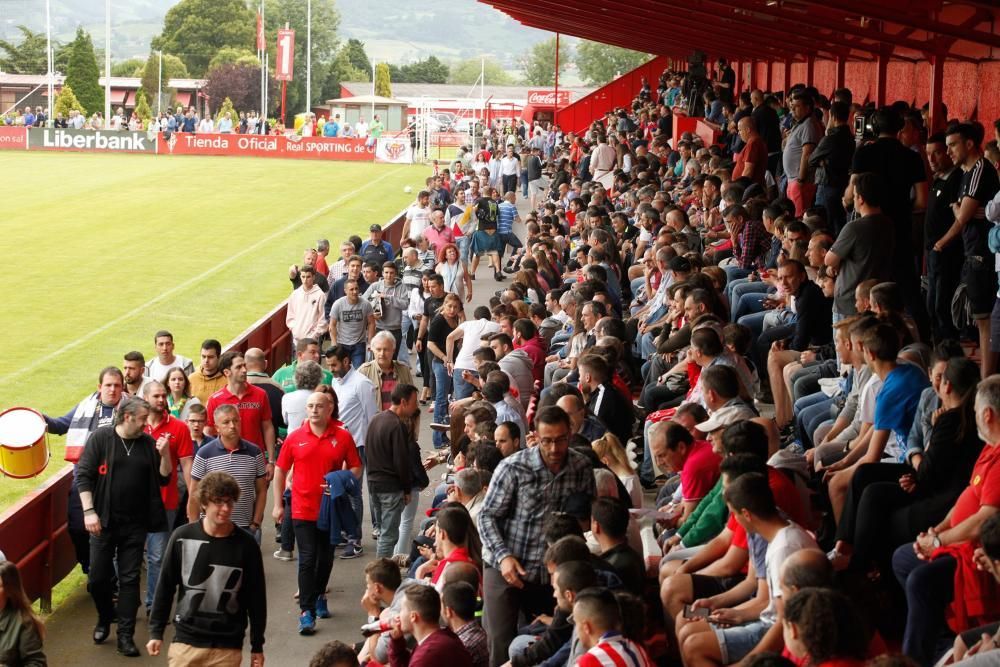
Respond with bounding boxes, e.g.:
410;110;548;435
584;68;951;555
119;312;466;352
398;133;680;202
0;0;566;70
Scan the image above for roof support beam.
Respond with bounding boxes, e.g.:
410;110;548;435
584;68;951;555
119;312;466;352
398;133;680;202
796;0;1000;50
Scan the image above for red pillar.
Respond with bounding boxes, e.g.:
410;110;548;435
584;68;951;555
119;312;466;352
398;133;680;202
836;56;846;91
783;60;792;92
766;61;773;92
876;49;889;107
806;55;815;87
928;52;945;132
749;60;757;91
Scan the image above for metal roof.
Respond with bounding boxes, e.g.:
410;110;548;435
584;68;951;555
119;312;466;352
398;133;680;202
478;0;1000;65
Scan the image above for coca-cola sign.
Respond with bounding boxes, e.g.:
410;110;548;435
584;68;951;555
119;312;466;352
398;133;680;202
527;90;571;106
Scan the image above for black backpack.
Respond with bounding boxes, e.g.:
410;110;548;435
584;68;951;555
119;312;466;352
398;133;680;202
475;196;499;230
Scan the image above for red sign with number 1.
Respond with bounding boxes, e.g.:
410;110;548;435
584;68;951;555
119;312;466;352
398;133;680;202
275;28;295;81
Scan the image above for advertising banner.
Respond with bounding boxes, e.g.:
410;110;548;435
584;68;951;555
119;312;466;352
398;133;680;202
160;132;374;161
375;136;413;164
0;126;27;150
27;128;157;153
275;28;295;82
526;90;572;107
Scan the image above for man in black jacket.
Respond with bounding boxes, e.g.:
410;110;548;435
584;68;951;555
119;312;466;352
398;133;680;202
809;101;856;235
577;353;634;446
147;471;266;667
365;383;420;558
765;259;834;427
77;397;172;656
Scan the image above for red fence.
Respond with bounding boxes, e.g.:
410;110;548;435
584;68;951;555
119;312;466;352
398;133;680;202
0;206;409;609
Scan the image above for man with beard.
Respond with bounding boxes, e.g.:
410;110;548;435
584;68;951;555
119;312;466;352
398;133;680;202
45;367;127;572
189;339;227;404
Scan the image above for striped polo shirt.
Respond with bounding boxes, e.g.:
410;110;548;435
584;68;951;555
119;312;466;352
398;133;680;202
190;438;267;527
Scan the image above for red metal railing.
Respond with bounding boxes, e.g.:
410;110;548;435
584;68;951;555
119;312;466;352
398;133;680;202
0;206;410;608
555;56;669;135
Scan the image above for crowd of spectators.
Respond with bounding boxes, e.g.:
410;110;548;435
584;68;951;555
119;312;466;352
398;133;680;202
8;59;1000;667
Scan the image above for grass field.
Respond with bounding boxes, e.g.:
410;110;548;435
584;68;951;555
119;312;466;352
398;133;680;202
0;152;428;509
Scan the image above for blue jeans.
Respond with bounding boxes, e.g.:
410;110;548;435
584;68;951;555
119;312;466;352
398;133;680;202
145;509;176;608
795;394;834;449
394;488;421;556
733;291;771;323
432;360;451;446
342;340;366;368
498;232;522;262
521;169;529;196
457;235;472;264
280;489;295;551
349;446;366;540
723;266;753;292
453;369;477;400
370;490;405;558
398;315;411;364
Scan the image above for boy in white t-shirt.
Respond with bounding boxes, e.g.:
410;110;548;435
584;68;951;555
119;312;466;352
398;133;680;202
445;306;500;400
678;471;818;666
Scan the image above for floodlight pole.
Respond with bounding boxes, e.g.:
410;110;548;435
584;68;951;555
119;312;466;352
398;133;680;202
104;0;111;126
371;61;375;120
553;32;560;121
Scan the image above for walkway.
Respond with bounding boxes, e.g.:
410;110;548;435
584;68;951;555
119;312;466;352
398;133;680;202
41;195;531;665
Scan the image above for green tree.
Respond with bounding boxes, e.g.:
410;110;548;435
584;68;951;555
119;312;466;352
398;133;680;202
519;37;571;86
54;84;86;117
374;62;391;97
208;47;260;72
133;90;152;121
390;56;449;84
0;26;48;74
152;0;255;76
343;38;371;75
215;96;236;122
575;41;650;86
139;53;190;112
264;0;340;114
319;45;369;103
111;58;145;77
448;57;512;86
65;29;103;121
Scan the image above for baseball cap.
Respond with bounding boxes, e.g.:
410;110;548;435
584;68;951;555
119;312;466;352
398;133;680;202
696;404;756;434
369;224;382;232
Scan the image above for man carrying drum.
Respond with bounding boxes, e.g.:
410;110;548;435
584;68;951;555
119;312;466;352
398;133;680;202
44;366;127;573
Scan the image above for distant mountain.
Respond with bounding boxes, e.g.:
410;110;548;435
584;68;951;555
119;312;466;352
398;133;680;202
0;0;569;75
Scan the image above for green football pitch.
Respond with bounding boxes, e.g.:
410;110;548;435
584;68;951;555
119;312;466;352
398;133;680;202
0;152;428;509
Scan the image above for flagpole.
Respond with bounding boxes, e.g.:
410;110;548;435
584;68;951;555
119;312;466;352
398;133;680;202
45;0;52;125
104;0;111;125
306;0;311;114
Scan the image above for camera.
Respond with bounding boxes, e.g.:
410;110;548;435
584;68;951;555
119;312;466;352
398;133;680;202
854;109;879;143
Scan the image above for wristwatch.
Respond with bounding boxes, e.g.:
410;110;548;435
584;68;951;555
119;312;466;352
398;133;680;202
932;535;942;549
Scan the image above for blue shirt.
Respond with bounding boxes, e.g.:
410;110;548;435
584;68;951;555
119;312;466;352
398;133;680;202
323;122;339;137
497;201;517;235
874;363;931;462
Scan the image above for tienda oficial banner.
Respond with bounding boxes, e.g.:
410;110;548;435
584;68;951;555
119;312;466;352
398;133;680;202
160;132;374;161
0;126;27;150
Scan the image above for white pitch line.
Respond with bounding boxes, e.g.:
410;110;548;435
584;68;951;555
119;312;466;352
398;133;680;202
0;166;406;386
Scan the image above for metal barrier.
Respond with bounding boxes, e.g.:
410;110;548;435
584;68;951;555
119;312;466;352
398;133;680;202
0;204;411;608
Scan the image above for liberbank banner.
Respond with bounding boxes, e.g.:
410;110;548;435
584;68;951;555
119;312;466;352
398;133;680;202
160;132;374;161
27;128;157;153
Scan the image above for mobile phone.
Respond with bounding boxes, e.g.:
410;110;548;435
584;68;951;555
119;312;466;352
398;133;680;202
683;604;710;620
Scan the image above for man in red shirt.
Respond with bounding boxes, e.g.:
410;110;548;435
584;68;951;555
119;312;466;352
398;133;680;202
732;116;768;188
652;422;722;526
273;391;361;635
512;318;547;384
892;376;1000;666
141;380;194;613
206;351;276;480
389;586;472;667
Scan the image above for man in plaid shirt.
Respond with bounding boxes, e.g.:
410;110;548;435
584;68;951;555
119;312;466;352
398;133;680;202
478;406;596;666
724;204;771;286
